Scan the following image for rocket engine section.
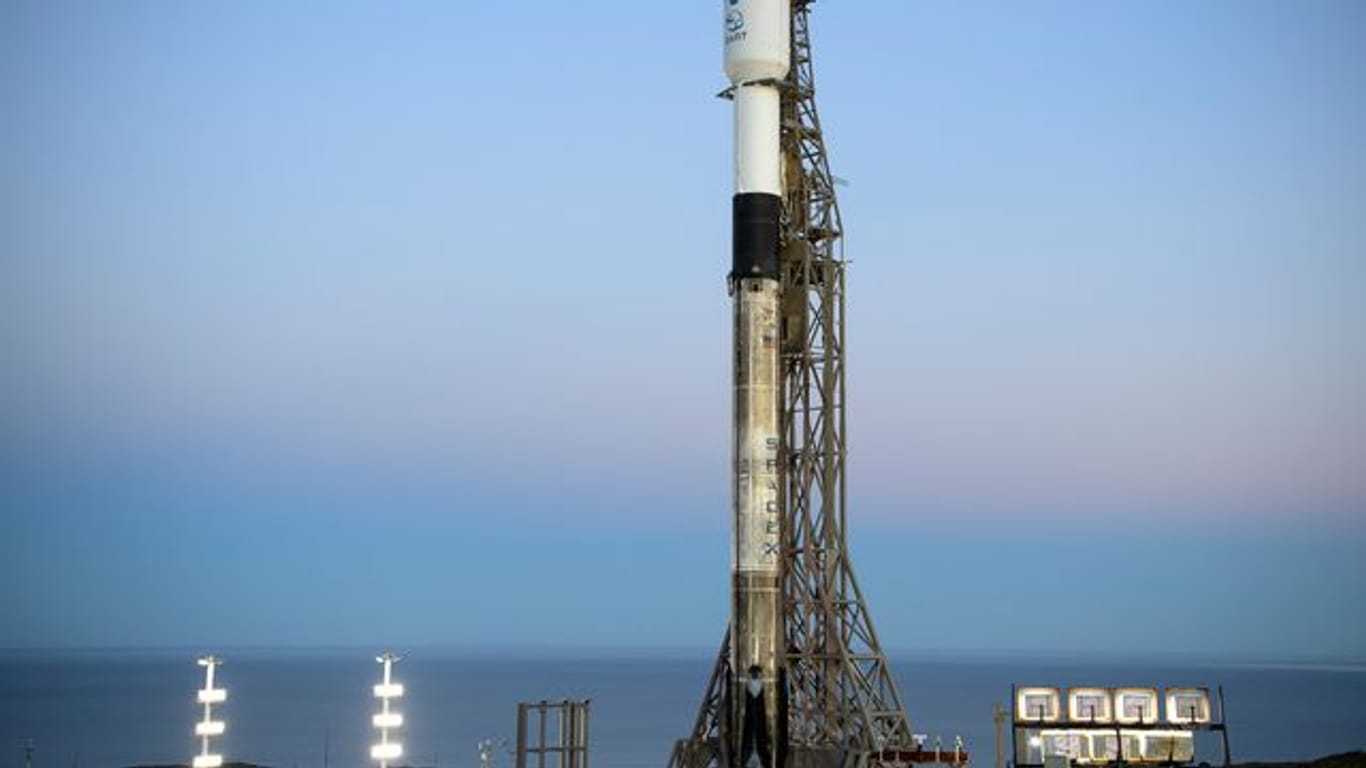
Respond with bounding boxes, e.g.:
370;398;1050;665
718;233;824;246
724;1;789;767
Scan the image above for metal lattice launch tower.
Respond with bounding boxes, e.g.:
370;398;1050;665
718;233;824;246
671;3;917;767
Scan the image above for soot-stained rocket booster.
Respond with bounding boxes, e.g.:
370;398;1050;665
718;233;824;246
724;1;789;766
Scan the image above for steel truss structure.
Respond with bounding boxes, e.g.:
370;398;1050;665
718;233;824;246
672;3;916;767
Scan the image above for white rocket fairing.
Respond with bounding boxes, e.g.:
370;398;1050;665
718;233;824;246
724;1;789;766
726;0;789;197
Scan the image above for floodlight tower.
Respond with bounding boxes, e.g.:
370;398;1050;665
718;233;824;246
371;652;405;768
193;655;227;768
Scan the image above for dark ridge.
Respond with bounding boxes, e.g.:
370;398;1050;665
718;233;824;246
1236;753;1366;768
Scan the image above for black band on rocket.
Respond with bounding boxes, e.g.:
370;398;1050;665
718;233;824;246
732;193;782;280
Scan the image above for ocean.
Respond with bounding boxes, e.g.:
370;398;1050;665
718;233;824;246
2;649;1363;768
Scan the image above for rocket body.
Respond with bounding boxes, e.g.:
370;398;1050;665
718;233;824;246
725;1;789;766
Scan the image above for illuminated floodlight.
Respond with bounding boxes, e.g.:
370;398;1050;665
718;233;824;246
198;689;228;704
371;651;405;768
195;721;226;736
1040;731;1085;761
1015;687;1061;722
1165;687;1211;724
1038;730;1115;764
193;655;227;768
1138;730;1195;762
1034;728;1193;765
1088;732;1120;762
1068;687;1113;723
1114;688;1159;724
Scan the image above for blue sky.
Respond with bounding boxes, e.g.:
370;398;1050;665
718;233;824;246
2;1;1363;657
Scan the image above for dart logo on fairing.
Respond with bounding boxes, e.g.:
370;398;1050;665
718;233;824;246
726;0;745;39
726;9;745;35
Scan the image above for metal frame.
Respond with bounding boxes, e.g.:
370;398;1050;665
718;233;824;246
671;630;733;768
778;2;914;765
672;4;916;766
1009;685;1231;768
517;700;591;768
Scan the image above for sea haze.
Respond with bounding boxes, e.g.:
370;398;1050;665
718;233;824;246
1;649;1362;768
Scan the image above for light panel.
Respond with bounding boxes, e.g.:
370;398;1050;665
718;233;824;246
371;743;403;760
373;712;404;728
374;683;405;699
1139;730;1195;761
195;721;226;736
1166;687;1211;724
1015;686;1061;722
1068;688;1113;723
1114;687;1159;724
192;755;223;768
198;688;228;704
